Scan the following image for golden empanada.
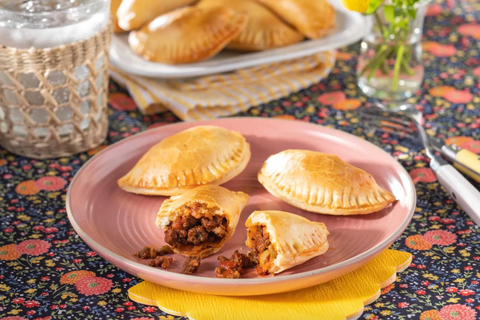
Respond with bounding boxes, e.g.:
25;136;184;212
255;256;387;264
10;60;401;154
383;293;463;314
157;185;249;258
116;0;197;31
198;0;304;51
128;6;247;64
118;125;251;196
258;150;396;215
256;0;335;39
111;0;124;33
246;210;329;274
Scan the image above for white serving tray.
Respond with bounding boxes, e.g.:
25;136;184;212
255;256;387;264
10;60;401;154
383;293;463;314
109;5;370;79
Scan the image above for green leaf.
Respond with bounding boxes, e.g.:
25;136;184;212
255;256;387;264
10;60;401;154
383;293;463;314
407;6;417;19
383;5;395;24
365;0;384;14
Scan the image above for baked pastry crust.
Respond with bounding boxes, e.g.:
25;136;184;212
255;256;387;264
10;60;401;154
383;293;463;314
116;0;197;31
111;0;124;33
258;150;396;215
246;210;329;274
118;125;251;196
128;6;247;64
157;185;249;258
198;0;303;51
256;0;335;39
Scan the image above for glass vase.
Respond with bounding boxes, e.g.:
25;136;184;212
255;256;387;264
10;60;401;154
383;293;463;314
357;1;429;103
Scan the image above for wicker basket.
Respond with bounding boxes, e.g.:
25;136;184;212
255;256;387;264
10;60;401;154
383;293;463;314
0;22;112;159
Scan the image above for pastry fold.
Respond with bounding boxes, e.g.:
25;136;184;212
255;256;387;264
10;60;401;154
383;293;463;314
258;150;396;215
198;0;304;51
117;0;197;31
157;185;249;259
128;6;247;64
246;210;329;274
118;125;251;196
256;0;335;39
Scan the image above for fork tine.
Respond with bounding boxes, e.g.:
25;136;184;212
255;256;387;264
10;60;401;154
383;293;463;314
359;108;413;127
359;112;417;134
368;125;415;139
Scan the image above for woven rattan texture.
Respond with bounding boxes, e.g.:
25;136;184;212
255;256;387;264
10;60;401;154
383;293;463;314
0;22;112;159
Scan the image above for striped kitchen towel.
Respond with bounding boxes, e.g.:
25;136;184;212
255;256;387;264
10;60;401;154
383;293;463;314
109;50;335;121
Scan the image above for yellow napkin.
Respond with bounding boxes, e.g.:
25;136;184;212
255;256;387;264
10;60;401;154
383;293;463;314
129;249;412;320
109;50;335;121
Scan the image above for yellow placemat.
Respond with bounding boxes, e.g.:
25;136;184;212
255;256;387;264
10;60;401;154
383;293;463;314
129;249;411;320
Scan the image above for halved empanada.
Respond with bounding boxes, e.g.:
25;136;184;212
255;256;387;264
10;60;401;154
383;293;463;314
258;150;396;215
117;0;197;31
157;185;249;259
198;0;304;51
246;210;329;274
128;6;247;64
111;0;124;33
256;0;335;39
118;125;251;196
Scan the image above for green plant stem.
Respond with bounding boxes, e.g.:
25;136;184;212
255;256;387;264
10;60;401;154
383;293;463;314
392;44;405;91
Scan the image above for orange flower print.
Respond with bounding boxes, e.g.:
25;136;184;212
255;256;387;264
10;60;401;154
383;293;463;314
317;91;346;106
443;90;473;104
445;136;473;146
15;181;39;195
439;304;477;320
423;230;457;246
473;67;480;77
420;310;441;320
458;24;480;39
0;159;6;166
332;99;361;110
405;235;432;250
273;115;296;121
381;283;394;295
75;276;112;296
426;4;442;16
460;140;480;154
428;44;456;57
428;86;455;97
34;177;67;192
336;51;352;61
16;240;51;256
0;244;20;261
60;270;96;285
108;93;137;111
409;168;437;183
422;41;441;51
87;145;108;156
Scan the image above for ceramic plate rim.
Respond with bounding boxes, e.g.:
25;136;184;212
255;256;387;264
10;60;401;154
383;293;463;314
66;117;416;285
109;9;371;78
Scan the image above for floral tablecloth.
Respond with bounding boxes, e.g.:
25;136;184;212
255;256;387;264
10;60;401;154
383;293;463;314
1;0;480;319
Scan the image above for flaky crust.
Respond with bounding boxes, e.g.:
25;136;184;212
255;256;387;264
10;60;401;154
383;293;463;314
128;6;247;64
117;0;197;31
198;0;303;51
156;185;249;258
118;125;251;196
246;210;329;274
258;150;396;215
111;0;124;33
256;0;335;39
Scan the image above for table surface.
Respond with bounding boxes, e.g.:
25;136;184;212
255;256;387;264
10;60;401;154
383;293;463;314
1;0;480;319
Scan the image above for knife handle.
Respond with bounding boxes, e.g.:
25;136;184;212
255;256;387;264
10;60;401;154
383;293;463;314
440;145;480;183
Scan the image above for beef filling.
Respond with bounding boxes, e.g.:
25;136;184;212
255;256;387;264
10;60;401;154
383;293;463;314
164;203;228;251
214;250;256;279
149;256;173;269
135;245;173;259
247;225;277;276
183;257;201;274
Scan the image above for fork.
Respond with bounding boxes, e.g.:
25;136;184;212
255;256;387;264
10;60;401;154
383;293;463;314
359;106;480;225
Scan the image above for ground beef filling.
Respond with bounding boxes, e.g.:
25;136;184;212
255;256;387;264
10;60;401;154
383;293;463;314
183;257;201;274
164;203;228;250
134;245;174;269
248;225;277;276
214;250;256;279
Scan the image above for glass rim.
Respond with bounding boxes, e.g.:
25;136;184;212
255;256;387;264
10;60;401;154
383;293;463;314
0;0;108;18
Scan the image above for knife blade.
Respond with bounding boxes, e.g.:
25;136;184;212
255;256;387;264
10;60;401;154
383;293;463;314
430;137;480;183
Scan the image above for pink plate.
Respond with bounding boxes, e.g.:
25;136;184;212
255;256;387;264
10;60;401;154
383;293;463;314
67;118;415;296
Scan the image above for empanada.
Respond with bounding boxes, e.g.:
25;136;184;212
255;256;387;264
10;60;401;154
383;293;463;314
111;0;124;33
118;125;251;196
157;185;249;259
128;6;247;64
198;0;304;51
258;150;396;215
246;210;329;274
256;0;335;39
117;0;197;31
